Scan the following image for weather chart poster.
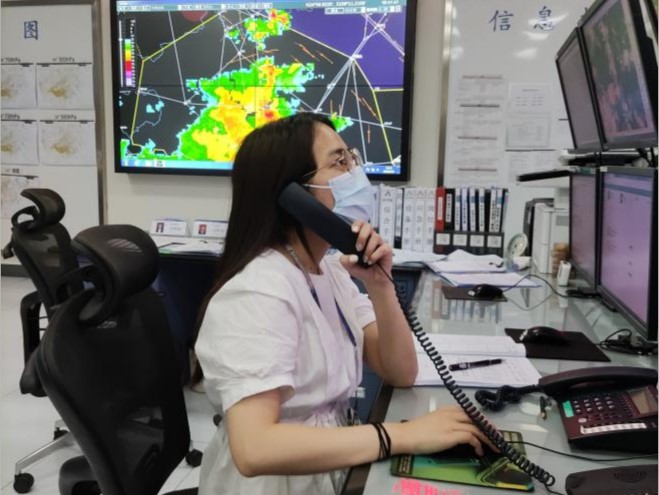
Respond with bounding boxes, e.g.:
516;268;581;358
1;4;99;233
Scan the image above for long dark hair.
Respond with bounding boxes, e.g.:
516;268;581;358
191;113;335;384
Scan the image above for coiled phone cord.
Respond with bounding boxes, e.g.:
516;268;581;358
475;384;540;411
382;266;556;488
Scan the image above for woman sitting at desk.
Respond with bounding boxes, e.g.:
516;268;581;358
194;113;492;495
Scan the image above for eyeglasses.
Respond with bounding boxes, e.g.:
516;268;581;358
300;147;363;182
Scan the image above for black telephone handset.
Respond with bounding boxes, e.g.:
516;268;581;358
278;181;558;489
539;366;658;453
278;183;369;268
539;366;657;397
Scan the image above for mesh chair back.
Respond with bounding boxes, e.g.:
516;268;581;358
5;189;82;316
36;225;190;495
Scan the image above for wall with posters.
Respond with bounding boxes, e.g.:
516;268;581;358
439;0;594;236
1;1;102;265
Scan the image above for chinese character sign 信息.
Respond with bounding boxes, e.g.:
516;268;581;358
489;10;514;32
534;6;555;31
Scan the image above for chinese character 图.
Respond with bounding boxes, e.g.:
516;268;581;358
24;20;38;40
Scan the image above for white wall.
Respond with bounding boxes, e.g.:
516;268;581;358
100;0;444;228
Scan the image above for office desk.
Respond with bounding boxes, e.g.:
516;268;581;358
153;251;219;381
343;270;658;495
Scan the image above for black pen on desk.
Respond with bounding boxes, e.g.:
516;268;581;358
448;358;504;371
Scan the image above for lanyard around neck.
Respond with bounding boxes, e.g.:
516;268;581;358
285;245;357;347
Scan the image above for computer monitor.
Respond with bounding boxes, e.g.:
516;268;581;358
110;0;417;180
598;166;657;341
556;30;604;152
579;0;658;150
569;167;600;287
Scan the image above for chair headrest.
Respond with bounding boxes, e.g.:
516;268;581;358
72;225;159;325
11;189;66;231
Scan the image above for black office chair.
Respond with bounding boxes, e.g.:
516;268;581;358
2;189;84;493
35;224;198;495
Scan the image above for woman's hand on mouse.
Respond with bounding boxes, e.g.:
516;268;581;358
387;405;498;457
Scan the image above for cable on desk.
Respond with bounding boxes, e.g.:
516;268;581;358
506;291;554;312
507;440;658;463
376;263;558;490
597;328;658;356
500;272;573;312
502;273;570;297
475;384;539;411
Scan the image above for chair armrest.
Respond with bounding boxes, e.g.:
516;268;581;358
20;351;46;397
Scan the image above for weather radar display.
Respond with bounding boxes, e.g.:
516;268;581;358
112;0;415;178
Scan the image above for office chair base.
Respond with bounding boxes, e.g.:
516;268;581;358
13;473;34;494
53;427;68;440
14;429;73;492
185;449;202;468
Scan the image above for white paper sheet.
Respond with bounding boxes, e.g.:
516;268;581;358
416;353;541;387
413;334;526;357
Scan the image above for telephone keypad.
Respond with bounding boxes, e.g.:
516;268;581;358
568;392;640;428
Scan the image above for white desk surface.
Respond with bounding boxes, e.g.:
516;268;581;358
352;271;657;495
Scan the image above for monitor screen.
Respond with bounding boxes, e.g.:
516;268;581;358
581;0;658;149
556;31;603;152
599;168;656;334
111;0;416;179
569;171;598;284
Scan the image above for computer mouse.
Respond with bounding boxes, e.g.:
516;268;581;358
468;284;503;299
520;326;569;345
439;440;499;459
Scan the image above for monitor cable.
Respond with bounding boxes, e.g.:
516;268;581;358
597;329;658;356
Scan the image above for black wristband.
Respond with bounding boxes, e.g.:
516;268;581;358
379;423;391;458
371;422;385;460
371;422;391;460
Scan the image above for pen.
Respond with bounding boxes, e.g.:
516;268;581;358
448;358;504;371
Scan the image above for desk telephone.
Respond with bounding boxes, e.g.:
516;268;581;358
278;183;658;491
539;366;658;453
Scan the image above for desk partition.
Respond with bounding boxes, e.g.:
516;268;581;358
343;271;657;495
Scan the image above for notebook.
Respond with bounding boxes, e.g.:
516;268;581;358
414;335;541;388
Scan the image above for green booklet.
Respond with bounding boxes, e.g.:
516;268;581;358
390;430;534;491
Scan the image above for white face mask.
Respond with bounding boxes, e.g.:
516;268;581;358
307;166;374;223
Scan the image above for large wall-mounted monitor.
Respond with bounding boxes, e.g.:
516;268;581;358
110;0;417;180
556;30;604;152
569;167;600;287
579;0;658;150
598;166;657;341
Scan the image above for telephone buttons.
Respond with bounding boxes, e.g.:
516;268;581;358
580;422;648;435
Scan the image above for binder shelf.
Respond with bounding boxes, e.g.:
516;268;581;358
434;230;504;257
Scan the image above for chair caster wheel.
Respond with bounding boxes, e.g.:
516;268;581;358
185;449;203;467
14;473;34;493
53;428;68;440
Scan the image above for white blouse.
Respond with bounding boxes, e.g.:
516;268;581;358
195;249;376;495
